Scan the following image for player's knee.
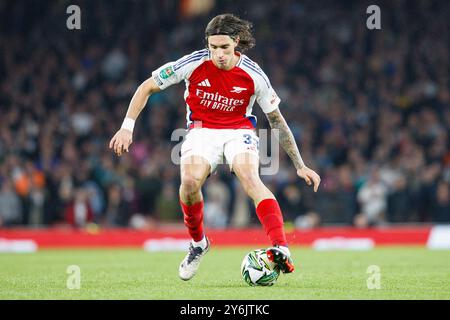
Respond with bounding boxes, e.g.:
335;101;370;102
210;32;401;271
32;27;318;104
180;174;203;195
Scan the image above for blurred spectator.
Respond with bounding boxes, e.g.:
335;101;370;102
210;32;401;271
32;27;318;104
379;159;412;222
135;161;162;219
295;212;321;229
84;180;106;222
0;179;22;226
203;174;230;228
64;188;94;228
432;180;450;223
334;165;358;224
155;182;180;221
276;176;320;228
101;47;128;81
354;167;388;228
104;183;130;227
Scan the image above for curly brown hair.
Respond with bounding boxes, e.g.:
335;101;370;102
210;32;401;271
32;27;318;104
205;14;256;52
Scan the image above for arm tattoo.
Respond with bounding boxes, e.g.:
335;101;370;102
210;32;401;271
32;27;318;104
266;109;305;170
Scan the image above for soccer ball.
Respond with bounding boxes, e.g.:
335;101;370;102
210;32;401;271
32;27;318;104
241;249;280;286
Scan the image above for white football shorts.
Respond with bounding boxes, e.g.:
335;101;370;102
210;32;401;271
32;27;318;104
180;128;260;173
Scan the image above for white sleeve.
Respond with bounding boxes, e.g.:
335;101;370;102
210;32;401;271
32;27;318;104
255;79;281;114
245;61;281;113
151;49;209;90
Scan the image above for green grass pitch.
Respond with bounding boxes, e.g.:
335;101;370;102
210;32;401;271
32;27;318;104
0;247;449;299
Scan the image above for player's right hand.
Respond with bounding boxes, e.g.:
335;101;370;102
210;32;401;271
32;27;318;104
109;128;133;156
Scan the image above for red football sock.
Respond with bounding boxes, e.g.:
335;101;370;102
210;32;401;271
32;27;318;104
180;199;204;242
256;199;288;247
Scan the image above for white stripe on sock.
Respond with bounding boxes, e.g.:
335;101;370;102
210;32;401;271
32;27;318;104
192;237;207;250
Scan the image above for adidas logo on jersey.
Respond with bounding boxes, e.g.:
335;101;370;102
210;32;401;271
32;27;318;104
230;86;248;93
198;79;211;87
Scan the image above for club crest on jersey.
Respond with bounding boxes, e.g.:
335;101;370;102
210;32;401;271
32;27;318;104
230;86;248;93
159;66;174;79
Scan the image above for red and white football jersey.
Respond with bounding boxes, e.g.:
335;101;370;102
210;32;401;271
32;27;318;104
151;49;281;129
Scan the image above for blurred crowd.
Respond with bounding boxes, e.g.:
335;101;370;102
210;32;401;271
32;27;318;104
0;0;449;229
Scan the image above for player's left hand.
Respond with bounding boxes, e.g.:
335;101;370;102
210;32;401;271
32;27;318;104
297;166;321;192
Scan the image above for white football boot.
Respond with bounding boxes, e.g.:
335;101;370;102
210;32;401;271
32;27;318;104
266;245;295;273
179;237;210;281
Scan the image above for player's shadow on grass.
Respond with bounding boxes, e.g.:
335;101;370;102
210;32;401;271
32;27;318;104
197;283;294;289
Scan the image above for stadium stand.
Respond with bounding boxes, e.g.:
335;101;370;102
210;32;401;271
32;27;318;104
0;0;448;231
